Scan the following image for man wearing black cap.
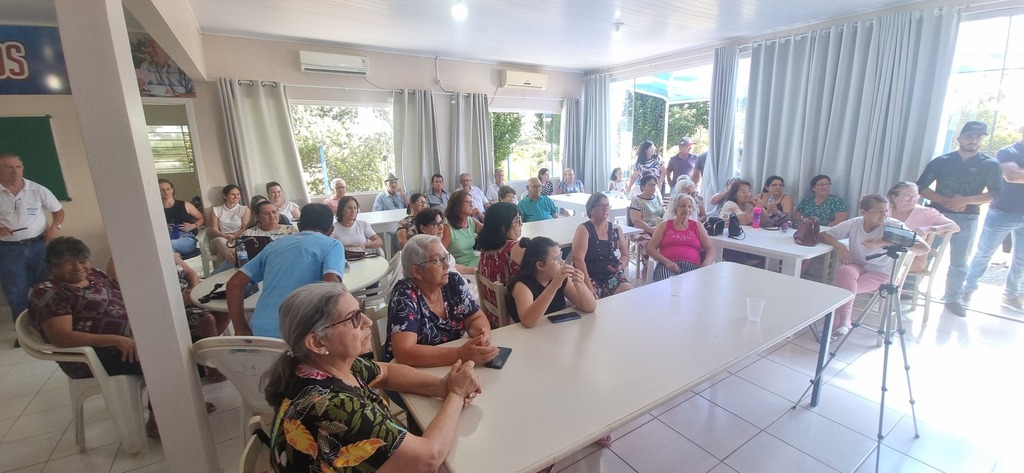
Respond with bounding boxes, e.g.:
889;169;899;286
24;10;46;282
225;203;345;337
916;121;1003;317
666;138;702;194
963;126;1024;311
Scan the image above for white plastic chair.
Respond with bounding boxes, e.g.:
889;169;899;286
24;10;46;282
351;250;403;311
239;415;272;473
192;336;287;444
15;312;148;454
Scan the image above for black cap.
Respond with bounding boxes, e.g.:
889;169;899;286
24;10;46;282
297;203;334;233
960;121;988;135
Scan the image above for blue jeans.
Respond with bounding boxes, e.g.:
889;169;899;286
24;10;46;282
0;239;49;321
965;209;1024;298
942;213;979;303
170;233;198;255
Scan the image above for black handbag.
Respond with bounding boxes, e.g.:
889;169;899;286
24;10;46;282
704;217;725;236
728;213;744;239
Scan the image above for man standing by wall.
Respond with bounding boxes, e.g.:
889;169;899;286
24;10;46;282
963;126;1024;311
916;121;1003;317
666;138;702;194
0;154;64;328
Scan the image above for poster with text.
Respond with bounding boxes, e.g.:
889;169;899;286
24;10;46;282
0;25;71;95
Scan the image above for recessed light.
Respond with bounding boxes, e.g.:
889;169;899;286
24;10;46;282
451;0;468;21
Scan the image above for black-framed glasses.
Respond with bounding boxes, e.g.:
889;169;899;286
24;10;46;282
322;310;364;330
426;219;444;228
419;253;452;267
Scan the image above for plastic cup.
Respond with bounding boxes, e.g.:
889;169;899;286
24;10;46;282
670;276;684;297
746;298;765;321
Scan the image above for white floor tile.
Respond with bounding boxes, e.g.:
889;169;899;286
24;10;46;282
109;438;165;473
557;448;635;473
215;436;244;472
882;416;1000;472
724;354;760;374
699;375;792;429
611;419;718;473
801;385;903;440
766;406;876;472
724;432;836;473
610;413;653;440
40;442;118;473
121;460;170;473
853;445;941;473
658;395;759;460
2;360;57;382
3;463;44;473
764;342;848;381
49;417;120;460
733;358;812;402
707;463;738;473
551;442;602;472
648;390;695;417
1;406;72;444
21;388;70;417
207;407;242;444
0;394;33;422
0;430;63;472
690;371;729;393
0;374;49;402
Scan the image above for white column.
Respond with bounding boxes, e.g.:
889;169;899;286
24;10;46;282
53;1;220;471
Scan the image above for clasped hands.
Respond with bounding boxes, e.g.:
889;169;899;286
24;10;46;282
441;359;483;407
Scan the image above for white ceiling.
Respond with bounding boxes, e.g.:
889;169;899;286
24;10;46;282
4;0;930;71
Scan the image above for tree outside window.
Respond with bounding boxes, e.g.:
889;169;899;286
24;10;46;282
290;104;394;195
492;111;561;181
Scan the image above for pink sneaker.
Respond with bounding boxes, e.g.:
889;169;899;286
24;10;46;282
597;434;613;448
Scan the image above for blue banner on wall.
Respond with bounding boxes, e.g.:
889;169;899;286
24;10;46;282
0;26;71;95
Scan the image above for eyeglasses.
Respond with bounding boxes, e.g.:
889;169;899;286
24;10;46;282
418;253;452;267
463;200;475;207
550;253;564;264
593;204;610;210
425;220;444;228
414;199;428;205
898;193;919;200
322;310;364;330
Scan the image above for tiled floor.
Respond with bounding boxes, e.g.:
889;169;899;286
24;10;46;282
1;277;1022;472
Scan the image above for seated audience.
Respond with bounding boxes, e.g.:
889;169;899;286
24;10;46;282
444;189;482;268
648;194;715;281
609;167;626;192
670;175;707;222
227;204;344;338
373;173;408;211
508;237;596;327
383;234;498;366
518;178;559;222
629;175;665;277
707;177;741;219
498;185;517;203
485;168;511;206
887;181;960;272
457;173;487;221
267;181;301;224
425;174;450;209
249;195;290;226
159;178;204;255
413;208;473;275
755;175;795;216
265;283;481;473
331;196;383;250
209;184;250;265
538;168;554;196
819;194;929;339
28;237;160;437
572;193;633;298
243;201;298;240
322;178;347;214
717;180;765;265
476;202;526;327
795;174;849;226
396;193;429;249
557;167;585;194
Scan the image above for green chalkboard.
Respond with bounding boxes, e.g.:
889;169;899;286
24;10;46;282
0;116;69;201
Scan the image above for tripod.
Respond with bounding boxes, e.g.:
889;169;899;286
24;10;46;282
794;245;920;472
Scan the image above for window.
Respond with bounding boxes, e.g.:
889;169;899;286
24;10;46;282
934;13;1024;157
289;104;394;195
492;111;561;181
148;125;194;174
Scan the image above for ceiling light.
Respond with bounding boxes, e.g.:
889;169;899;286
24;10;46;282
613;21;624;36
451;0;468;21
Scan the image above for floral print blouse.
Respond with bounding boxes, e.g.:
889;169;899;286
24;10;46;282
383;272;481;361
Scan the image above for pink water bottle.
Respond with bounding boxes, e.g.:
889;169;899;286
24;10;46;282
752;207;762;228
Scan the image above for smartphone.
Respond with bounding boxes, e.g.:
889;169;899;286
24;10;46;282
547;311;582;324
485;346;512;369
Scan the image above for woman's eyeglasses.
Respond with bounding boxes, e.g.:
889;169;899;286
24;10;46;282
426;220;444;228
322;310;364;330
419;253;452;267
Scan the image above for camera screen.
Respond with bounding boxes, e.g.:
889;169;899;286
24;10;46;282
882;225;917;247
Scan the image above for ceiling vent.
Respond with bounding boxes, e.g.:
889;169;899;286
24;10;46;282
299;51;369;76
500;70;548;90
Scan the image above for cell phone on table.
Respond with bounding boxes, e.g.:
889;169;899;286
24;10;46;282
547;311;582;324
485;346;512;369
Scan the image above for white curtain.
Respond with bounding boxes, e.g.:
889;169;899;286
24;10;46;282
393;90;441;194
580;74;612;193
562;98;584;183
450;93;494;188
217;79;308;203
705;45;739;202
744;7;959;208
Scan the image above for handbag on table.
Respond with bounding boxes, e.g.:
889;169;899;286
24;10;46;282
704;217;725;236
794;217;821;246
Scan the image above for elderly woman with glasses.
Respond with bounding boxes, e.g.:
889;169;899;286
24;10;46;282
887;181;959;272
384;234;498;367
415;208;474;275
572;193;633;298
265;283;482;473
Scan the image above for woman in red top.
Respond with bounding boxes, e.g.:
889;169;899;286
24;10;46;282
475;202;525;328
647;194;715;281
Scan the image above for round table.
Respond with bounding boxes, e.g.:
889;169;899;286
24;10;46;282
190;256;391;312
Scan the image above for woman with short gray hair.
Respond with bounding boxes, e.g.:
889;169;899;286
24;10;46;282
264;282;482;473
386;234;497;367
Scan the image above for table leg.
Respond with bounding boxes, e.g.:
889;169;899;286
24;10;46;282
811;312;833;406
781;258;800;277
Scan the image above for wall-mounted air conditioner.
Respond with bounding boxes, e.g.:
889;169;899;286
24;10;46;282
299;51;369;76
500;70;548;90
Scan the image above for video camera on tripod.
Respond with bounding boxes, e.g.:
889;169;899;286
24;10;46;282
866;225;917;261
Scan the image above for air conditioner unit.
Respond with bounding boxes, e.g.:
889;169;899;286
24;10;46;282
500;70;548;90
299;51;369;76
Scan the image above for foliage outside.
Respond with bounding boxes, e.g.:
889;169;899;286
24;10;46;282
290;105;394;195
492;111;562;181
622;90;711;160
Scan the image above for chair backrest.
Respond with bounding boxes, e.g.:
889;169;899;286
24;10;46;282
353;250;403;309
193;337;287;418
915;231;954;275
366;304;389;361
893;248;916;287
476;272;509;327
15;311;94;365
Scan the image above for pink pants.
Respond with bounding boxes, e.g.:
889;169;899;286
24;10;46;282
833;263;890;329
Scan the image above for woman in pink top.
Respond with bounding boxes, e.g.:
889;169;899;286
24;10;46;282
887;181;960;272
647;194;714;281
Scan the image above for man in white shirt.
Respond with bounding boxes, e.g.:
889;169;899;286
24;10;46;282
458;173;487;221
372;173;408;211
0;154;64;326
485;168;515;206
